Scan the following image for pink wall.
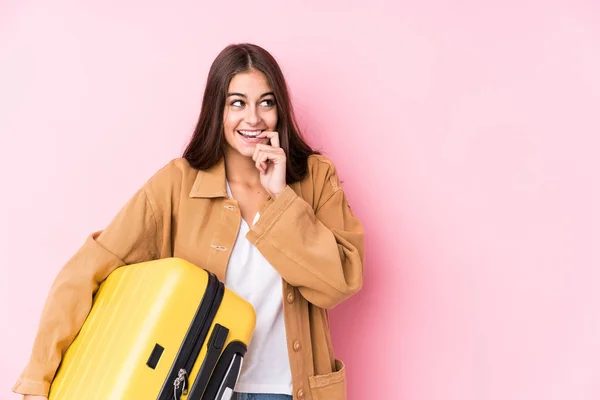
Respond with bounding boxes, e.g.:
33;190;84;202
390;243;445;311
2;1;599;399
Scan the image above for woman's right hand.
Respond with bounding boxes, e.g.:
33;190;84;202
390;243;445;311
23;396;48;400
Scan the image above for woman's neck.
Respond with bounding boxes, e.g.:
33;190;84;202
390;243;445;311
223;146;261;186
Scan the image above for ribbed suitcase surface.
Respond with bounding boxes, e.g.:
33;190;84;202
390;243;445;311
48;258;256;400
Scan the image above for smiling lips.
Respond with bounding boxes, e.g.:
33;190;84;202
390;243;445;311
238;129;264;138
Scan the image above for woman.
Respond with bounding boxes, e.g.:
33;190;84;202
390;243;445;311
14;43;364;400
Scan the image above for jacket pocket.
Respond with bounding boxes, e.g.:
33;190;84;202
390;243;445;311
308;359;347;400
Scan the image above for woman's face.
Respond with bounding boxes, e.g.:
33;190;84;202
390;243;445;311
223;69;278;158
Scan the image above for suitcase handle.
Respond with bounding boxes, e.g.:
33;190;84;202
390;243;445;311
200;341;248;400
187;324;230;400
215;353;243;400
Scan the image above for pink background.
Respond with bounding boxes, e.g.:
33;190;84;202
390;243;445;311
2;1;600;399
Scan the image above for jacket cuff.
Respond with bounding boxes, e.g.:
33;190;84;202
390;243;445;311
247;185;297;243
12;378;50;396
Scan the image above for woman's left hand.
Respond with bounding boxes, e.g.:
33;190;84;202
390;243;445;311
253;131;287;199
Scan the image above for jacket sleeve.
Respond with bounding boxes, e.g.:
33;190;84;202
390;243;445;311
246;162;364;309
11;185;162;396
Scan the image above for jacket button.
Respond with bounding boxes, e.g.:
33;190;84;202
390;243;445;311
286;292;295;303
297;388;304;399
293;341;301;352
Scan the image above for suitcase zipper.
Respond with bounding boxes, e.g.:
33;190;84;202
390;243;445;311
157;272;224;400
173;368;188;398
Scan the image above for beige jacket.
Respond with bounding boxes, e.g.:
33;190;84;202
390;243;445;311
12;154;364;400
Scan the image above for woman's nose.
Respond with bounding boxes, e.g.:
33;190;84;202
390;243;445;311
245;106;261;125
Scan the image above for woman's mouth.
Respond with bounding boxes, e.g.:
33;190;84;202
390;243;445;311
238;129;263;138
237;130;265;143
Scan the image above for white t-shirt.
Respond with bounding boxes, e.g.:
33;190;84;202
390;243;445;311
224;181;292;395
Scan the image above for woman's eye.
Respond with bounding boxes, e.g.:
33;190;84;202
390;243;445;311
261;99;275;107
231;100;245;107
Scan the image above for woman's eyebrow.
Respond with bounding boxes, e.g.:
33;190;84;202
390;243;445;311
226;92;274;98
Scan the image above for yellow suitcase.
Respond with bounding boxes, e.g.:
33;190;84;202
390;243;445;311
48;257;256;400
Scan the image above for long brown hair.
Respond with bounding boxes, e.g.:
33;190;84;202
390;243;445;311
183;43;318;184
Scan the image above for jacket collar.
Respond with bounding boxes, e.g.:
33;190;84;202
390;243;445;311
189;158;229;198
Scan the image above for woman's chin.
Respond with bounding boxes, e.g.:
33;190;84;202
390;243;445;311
231;144;256;158
225;136;266;158
236;139;263;155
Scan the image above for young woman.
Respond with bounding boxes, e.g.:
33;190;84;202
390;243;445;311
14;43;364;400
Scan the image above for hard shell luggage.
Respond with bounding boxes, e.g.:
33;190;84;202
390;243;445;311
48;257;256;400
